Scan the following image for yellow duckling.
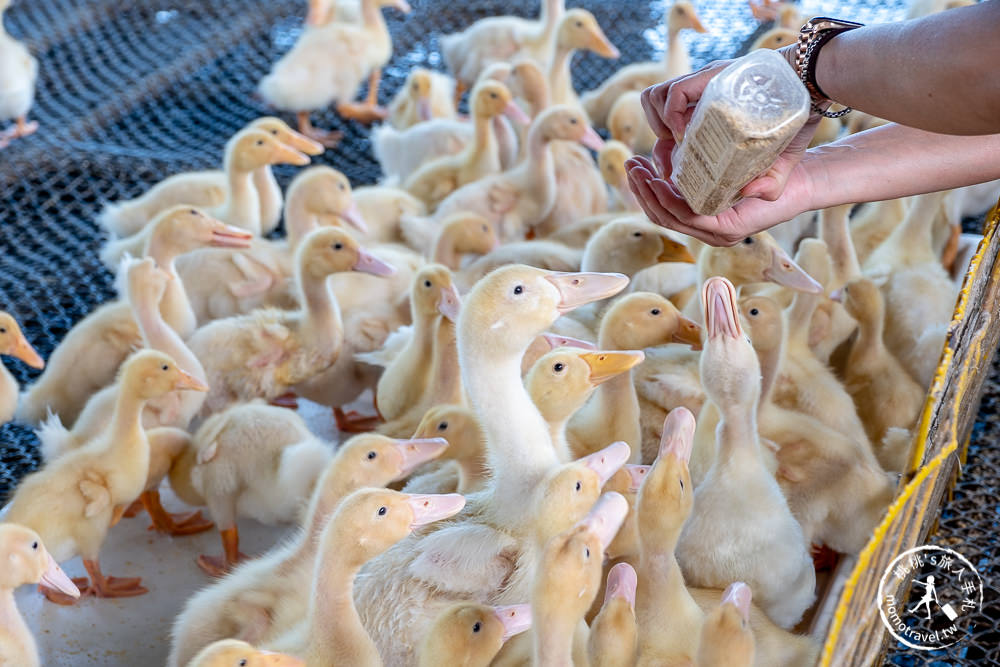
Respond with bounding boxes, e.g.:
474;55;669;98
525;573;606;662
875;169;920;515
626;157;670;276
748;0;803;28
403;405;488;494
419;603;532;667
588;562;639;667
609;90;656;154
97;117;323;238
694;583;755;667
186;640;303;667
748;26;798;51
547;8;619;111
0;0;38;149
388;67;457;129
0;311;43;422
0;525;80;666
599;140;640;212
258;0;412;143
4;350;207;603
851;198;907;264
427;213;499;270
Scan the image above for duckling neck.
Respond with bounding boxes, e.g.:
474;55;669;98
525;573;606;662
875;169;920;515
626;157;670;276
283;195;319;251
516;128;556;204
533;609;576;667
851;306;886;366
716;404;764;469
539;0;564;37
757;341;783;406
821;207;861;287
298;270;343;354
468;108;499;168
786;292;819;350
664;24;690;75
431;228;462;270
133;297;205;387
145;237;197;338
548;45;576;105
426;318;463;404
360;0;387;33
546;419;573;462
0;362;16;407
307;564;380;666
886;192;943;262
109;380;149;446
0;589;31;656
252;165;282;230
224;159;261;235
594;371;640;452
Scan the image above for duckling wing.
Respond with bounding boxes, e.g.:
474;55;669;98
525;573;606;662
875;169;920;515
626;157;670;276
229;252;282;299
78;472;112;519
408;523;520;595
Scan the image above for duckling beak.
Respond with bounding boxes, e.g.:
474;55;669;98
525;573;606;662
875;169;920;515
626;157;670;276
541;333;596;351
589;29;620;59
392;0;411;12
689;13;708;34
581;441;631;485
437;284;462;322
578;126;605;151
210;223;254;249
659;407;696;463
763;247;823;293
394;437;450;478
255;650;306;667
352;249;397;277
703;277;742;340
580;350;644;385
829;287;843;303
604;562;638;611
671;316;703;350
306;0;329;26
406;493;466;527
281;129;324;156
503;101;531;126
722;581;753;623
493;604;533;642
545;271;629;314
272;143;311;167
624;464;649;492
579;492;629;549
10;333;44;369
173;368;210;392
39;551;80;598
338;202;369;234
416;96;433;122
658;237;696;264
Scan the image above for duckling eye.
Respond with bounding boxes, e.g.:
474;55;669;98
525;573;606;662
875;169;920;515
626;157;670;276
742;237;754;245
569;117;578;125
472;621;482;633
632;231;642;238
481;225;488;232
513;285;524;295
584;547;591;558
334;243;343;250
367;451;377;460
437;421;448;431
338;183;346;191
239;660;248;667
575;20;583;27
31;541;38;550
749;308;759;316
255;139;264;146
0;327;6;334
190;209;198;215
651;308;661;315
424;279;432;288
270;129;278;135
377;506;388;516
161;364;169;371
553;362;565;372
679;478;684;490
624;124;632;132
489;92;498;99
574;480;582;491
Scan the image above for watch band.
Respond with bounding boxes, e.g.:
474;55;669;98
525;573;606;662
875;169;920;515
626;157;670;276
795;17;864;119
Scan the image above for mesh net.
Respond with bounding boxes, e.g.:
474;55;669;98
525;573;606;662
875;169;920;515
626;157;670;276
0;0;994;663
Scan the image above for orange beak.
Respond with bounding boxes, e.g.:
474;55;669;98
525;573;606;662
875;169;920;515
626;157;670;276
173;368;209;392
9;332;44;369
280;128;324;156
689;13;708;33
658;236;696;264
271;142;311;167
671;316;703;350
580;350;645;385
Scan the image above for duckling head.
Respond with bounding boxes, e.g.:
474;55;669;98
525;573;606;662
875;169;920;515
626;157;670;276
471;80;528;125
509;59;548;115
327;489;465;566
602;464;648;559
0;524;79;598
637;408;695;543
149;206;253;256
297;227;396;280
289;166;367;233
251;116;324;156
121;349;209;400
0;311;43;369
530;441;631;544
700;232;822;293
598;140;637;204
441;213;500;257
123;256;169;316
187;639;304;667
459;265;627;359
334;432;450;490
527;348;644;425
669;1;708;33
838;277;884;325
750;27;798;51
422;603;532;665
738;295;784;355
583;220;695;275
533;105;605;151
228;128;311;172
405;68;435;121
600;292;702;350
376;0;411;13
520;331;595;376
557;9;620;58
608;93;646;153
699;277;760;410
411;264;461;322
697;583;755;664
412;405;485;465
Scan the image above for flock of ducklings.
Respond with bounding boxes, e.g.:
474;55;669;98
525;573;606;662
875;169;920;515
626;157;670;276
0;0;996;665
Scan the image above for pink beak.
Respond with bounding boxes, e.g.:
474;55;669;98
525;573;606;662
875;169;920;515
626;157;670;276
339;202;369;234
437;284;462;322
764;246;823;294
541;333;596;351
581;441;631;485
353;248;397;277
504;101;531;126
722;581;753;622
417;96;433;122
579;125;606;151
394;437;450;478
624;464;649;492
702;277;742;340
544;271;629;314
210;224;254;249
39;551;80;599
405;493;466;527
493;604;533;642
578;492;629;550
604;562;638;611
658;407;696;463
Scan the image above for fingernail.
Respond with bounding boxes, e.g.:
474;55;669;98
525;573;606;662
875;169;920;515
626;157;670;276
745;190;763;199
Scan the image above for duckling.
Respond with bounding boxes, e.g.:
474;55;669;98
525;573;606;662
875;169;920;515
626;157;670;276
676;277;814;629
373;117;473;182
602;464;648;561
388;67;457;129
456;240;583;289
419;603;532;667
431;105;605;242
589;562;638;667
568;293;701;463
813;204;860;364
907;0;975;18
599;140;640;212
547;8;619;111
748;26;798;51
186;640;303;667
404;81;528;209
0;524;79;666
97;118;323;238
259;0;411;143
186;227;394;415
609;90;657;154
748;0;803;28
18;208;251;426
166;433;447;666
0;311;42;423
440;0;564;95
532;492;629;665
428;213;499;270
522;331;596;377
403;405;487;495
4;350;207;603
265;490;467;664
582;219;696;276
581;1;706;127
176;166;365;324
695;583;755;667
851;198;907;264
527;348;645;461
0;0;38;149
839;278;924;471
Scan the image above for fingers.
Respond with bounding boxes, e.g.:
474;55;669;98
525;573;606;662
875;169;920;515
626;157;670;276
661;60;732;143
641;84;671;140
651;136;676;180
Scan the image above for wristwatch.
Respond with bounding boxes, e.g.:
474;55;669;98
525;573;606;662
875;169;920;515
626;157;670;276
795;17;864;118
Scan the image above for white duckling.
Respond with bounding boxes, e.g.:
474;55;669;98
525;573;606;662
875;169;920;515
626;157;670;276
0;525;80;666
599;140;641;212
186;640;303;667
166;434;447;666
546;8;619;111
676;277;815;629
97;117;323;238
258;0;412;144
388;67;457;129
425;213;499;270
581;0;706;127
0;0;38;149
0;311;43;422
419;603;532;667
186;227;394;415
4;350;207;603
609;90;657;154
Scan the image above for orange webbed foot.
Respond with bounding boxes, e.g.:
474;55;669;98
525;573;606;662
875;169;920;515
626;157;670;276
269;391;300;410
141;489;214;536
334;407;382;433
121;498;144;519
39;583;80;606
196;552;248;578
336;102;388;125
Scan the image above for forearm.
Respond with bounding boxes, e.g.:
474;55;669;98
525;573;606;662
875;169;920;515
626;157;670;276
813;1;1000;134
802;123;1000;210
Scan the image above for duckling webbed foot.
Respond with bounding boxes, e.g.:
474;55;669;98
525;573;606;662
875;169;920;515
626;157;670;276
333;406;382;433
336;69;388;124
141;489;214;536
39;583;80;606
121;498;145;519
53;559;149;600
296;112;342;148
197;525;247;577
0;116;38;149
269;391;300;410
